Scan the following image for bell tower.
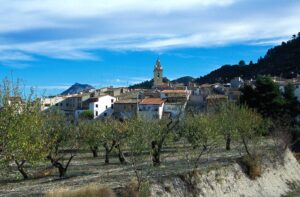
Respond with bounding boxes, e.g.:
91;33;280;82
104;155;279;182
153;58;163;87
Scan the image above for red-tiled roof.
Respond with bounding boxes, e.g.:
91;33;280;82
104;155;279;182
139;98;165;105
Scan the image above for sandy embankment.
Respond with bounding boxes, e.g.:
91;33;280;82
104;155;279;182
151;150;300;197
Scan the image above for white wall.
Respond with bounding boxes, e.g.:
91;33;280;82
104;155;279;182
89;95;116;119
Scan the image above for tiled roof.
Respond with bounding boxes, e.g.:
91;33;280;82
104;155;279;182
115;99;140;104
139;98;165;105
162;90;188;94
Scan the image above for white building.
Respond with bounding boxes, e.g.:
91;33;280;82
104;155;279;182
88;95;116;119
138;98;165;120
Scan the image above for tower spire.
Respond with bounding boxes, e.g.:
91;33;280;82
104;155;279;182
155;57;162;69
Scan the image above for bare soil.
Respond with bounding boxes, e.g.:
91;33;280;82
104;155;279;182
0;144;263;197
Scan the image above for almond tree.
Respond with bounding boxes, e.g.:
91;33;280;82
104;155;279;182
110;119;130;164
215;103;240;151
124;118;152;192
44;108;78;178
181;113;222;170
148;118;179;166
0;78;47;179
78;119;100;157
235;105;264;158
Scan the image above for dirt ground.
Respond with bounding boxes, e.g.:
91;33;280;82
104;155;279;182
0;144;256;197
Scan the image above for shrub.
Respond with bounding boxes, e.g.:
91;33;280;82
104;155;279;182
242;155;262;180
119;179;151;197
45;185;116;197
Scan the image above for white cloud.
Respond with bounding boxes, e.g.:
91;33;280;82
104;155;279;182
0;0;299;61
37;85;71;90
0;51;34;61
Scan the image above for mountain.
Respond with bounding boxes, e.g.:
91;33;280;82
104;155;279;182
61;83;95;95
171;76;195;84
195;33;300;84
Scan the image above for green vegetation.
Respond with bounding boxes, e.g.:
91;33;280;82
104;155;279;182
44;108;78;177
0;78;48;179
195;33;300;84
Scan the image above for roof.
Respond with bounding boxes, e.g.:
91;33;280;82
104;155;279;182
139;98;165;105
162;90;188;94
115;99;140;104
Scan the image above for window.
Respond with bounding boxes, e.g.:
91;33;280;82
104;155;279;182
157;73;160;78
111;99;114;103
96;111;98;116
55;103;59;106
104;113;107;117
60;103;63;106
96;104;98;108
66;103;69;107
111;104;114;109
106;105;108;109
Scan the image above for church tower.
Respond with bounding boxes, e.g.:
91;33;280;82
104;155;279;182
153;58;163;87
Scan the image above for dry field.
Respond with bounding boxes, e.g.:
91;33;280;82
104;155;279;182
0;142;271;197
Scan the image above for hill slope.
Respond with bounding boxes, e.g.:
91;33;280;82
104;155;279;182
195;33;300;84
171;76;195;84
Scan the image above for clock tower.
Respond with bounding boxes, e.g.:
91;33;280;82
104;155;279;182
153;58;163;87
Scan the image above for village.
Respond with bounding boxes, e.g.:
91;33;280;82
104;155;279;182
40;58;300;122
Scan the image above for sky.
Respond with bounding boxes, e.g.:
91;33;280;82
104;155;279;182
0;0;300;95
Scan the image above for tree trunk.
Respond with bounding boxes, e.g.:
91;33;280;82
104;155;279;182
226;134;231;151
58;167;67;178
116;144;127;164
15;160;28;179
151;141;161;166
103;141;116;164
242;136;252;157
105;150;110;164
49;154;75;178
90;146;98;158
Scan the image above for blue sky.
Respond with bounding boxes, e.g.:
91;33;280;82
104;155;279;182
0;0;300;95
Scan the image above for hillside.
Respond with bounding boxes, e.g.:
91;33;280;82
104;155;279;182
129;77;169;89
129;76;195;89
171;76;195;84
195;33;300;84
60;83;94;95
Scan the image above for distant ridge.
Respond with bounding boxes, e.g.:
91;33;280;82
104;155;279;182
60;83;94;95
171;76;195;84
129;76;195;89
195;33;300;84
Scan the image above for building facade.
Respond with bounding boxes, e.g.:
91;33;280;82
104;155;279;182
138;98;165;120
88;95;116;119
